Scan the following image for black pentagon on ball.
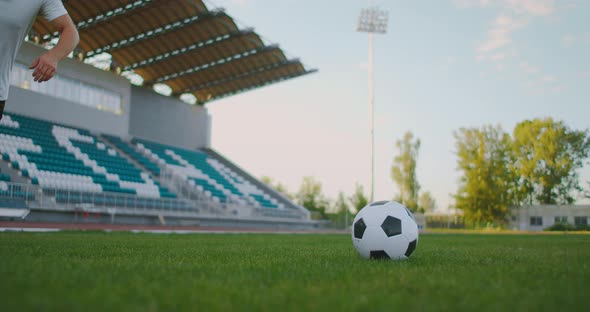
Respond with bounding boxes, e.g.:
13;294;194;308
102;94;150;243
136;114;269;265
370;250;390;260
353;218;367;239
405;239;417;257
380;216;402;237
370;200;389;207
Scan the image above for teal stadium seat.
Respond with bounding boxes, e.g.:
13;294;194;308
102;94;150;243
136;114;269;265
0;168;11;182
101;135;176;198
133;138;281;209
0;112;285;212
0;113;178;208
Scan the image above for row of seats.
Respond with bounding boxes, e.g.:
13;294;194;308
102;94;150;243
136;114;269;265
132;138;282;209
0;112;294;215
97;137;177;198
0;113;177;202
102;134;161;176
0;168;10;182
0;182;35;201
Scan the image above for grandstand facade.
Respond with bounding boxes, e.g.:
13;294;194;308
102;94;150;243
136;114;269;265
0;0;316;229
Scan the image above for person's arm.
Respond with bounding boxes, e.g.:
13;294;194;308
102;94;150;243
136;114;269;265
30;14;79;83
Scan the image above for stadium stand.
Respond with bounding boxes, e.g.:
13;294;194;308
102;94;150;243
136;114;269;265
132;138;282;209
0;0;315;227
0;168;10;182
0;112;306;220
102;135;162;176
0;113;187;210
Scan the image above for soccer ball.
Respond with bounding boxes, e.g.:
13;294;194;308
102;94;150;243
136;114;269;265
352;201;419;260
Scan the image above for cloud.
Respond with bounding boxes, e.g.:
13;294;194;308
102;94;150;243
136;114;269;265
490;52;507;61
520;62;556;85
457;0;563;92
213;0;250;7
460;0;556;57
552;85;565;93
231;0;249;5
454;0;555;16
505;0;555;16
563;34;576;46
563;33;590;47
477;15;527;53
542;75;556;83
519;62;540;75
524;80;536;88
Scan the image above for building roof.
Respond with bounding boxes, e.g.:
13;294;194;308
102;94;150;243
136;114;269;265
32;0;315;104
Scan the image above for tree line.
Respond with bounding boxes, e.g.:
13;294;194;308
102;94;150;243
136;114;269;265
262;117;589;228
454;117;589;226
260;176;368;225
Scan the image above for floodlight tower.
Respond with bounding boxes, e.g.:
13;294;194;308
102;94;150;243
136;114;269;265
357;7;388;203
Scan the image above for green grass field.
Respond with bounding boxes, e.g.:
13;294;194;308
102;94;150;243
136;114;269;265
0;232;589;311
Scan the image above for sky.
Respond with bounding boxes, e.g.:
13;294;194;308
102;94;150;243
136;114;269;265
204;0;590;212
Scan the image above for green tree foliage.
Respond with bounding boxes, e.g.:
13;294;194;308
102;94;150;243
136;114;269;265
325;192;352;229
349;183;368;213
418;191;437;213
296;176;329;216
512;118;590;205
391;131;421;211
453;125;516;226
333;191;350;214
261;176;293;199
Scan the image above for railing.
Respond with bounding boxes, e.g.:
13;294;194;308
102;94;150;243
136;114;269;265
0;180;307;220
0;181;202;215
42;187;198;213
0;182;40;208
117;142;307;220
159;166;306;220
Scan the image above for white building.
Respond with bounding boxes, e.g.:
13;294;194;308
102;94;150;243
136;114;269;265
510;205;590;231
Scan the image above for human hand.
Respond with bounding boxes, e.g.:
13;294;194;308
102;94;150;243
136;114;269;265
29;52;59;83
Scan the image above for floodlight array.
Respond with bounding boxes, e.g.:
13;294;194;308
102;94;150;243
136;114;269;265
357;8;389;34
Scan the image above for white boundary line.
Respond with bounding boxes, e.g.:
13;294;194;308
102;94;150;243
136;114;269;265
0;227;61;232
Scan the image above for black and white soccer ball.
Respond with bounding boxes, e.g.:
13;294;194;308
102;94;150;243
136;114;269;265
352;201;419;260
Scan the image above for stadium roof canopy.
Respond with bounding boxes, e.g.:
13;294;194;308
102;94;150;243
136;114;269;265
31;0;316;104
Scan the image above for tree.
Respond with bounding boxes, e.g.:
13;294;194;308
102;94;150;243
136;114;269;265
334;191;350;214
418;191;436;213
391;131;421;211
326;191;352;229
260;176;273;186
512;118;590;205
349;183;368;213
453;125;516;226
261;176;293;199
295;176;329;215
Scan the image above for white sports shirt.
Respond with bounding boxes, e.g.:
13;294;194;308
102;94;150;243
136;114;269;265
0;0;67;101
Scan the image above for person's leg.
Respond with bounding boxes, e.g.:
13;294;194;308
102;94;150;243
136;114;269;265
0;100;5;121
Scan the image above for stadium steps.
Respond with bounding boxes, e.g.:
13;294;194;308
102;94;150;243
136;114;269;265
99;135;216;213
128;138;304;216
201;148;309;218
0;158;29;184
98;134;158;180
99;134;185;202
125;139;247;215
